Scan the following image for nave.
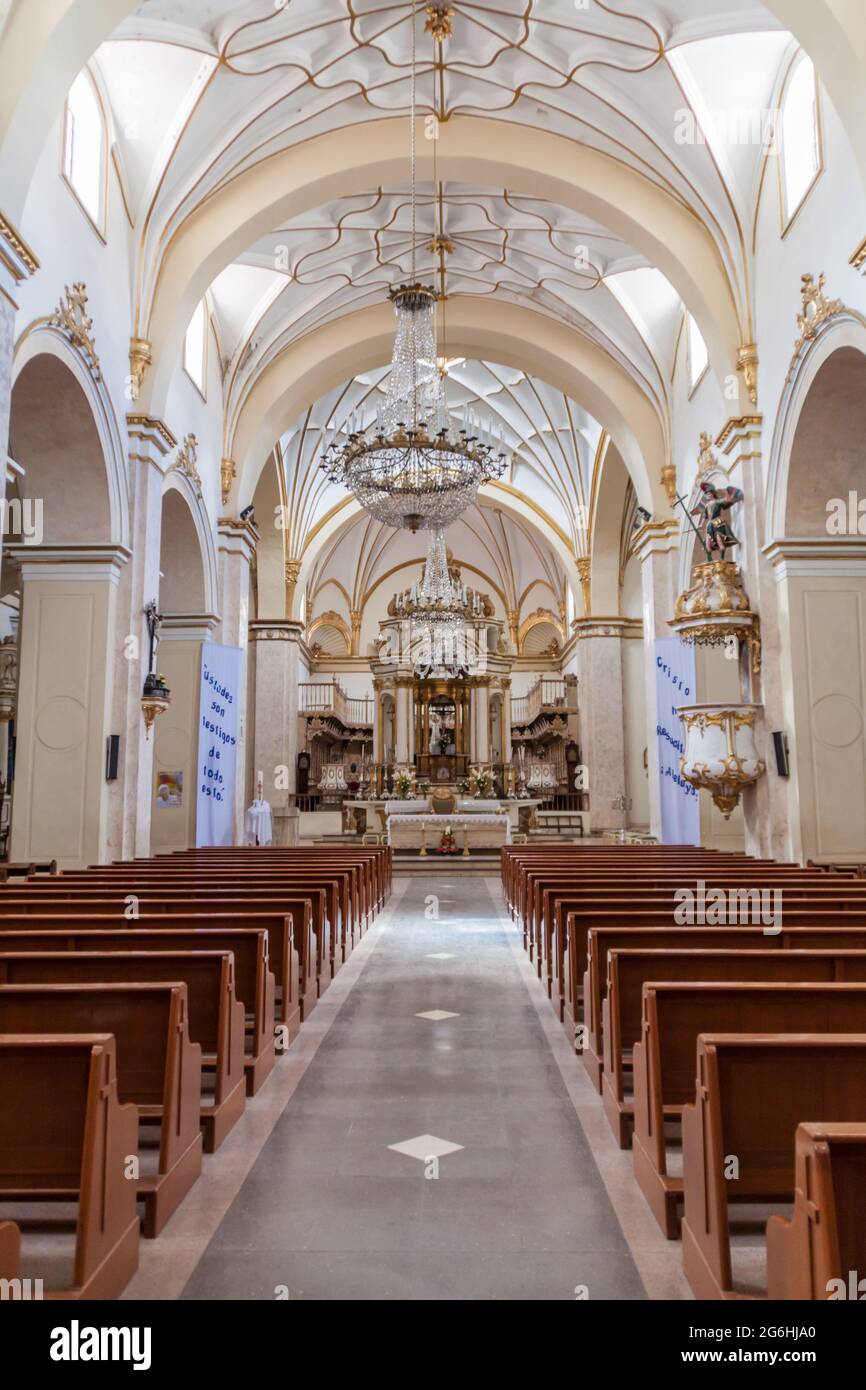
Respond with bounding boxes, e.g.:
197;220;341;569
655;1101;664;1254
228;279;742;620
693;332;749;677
161;874;658;1303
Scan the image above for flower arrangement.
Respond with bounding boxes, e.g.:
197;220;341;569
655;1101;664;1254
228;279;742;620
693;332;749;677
469;765;492;799
457;777;470;795
437;825;458;855
394;768;416;800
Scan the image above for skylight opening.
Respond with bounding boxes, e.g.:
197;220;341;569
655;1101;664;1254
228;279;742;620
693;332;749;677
62;71;106;229
183;300;208;396
687;314;709;392
781;55;821;225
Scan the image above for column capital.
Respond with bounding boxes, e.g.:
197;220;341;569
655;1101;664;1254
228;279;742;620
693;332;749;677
249;619;305;643
218;515;259;564
632;518;679;563
126;414;178;467
8;543;132;584
160;612;219;641
0;211;39;308
572;616;643;640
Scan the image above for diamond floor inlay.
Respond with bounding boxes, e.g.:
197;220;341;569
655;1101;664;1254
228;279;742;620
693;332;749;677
387;1134;465;1162
415;1010;460;1021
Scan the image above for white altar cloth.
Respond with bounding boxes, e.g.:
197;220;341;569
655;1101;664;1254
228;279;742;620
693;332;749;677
388;813;511;844
244;800;273;846
457;800;501;813
384;799;430;816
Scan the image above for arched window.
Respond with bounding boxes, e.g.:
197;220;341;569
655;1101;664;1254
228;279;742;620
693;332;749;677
686;313;708;393
62;70;106;231
183;299;208;397
780;55;821;226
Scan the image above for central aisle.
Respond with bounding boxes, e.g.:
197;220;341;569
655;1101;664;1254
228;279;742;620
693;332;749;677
180;874;648;1301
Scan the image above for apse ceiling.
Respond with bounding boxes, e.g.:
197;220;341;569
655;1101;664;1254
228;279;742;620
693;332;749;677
267;359;604;565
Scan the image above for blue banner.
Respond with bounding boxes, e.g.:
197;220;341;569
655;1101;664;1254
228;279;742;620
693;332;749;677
196;642;242;847
654;638;700;846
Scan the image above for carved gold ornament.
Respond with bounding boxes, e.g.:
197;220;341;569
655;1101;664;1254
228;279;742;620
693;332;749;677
670;559;761;674
49;283;101;380
737;343;758;407
425;5;454;42
660;465;677;507
172;434;202;497
678;702;766;819
221;458;237;507
129;338;152;398
697;432;717;478
793;273;843;356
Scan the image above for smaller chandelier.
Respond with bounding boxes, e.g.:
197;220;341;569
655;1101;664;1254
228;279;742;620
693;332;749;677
394;529;484;676
321;285;507;532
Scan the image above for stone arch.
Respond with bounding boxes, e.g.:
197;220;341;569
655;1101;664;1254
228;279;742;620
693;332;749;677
766;325;866;863
159;471;218;618
11;327;128;549
766;310;866;543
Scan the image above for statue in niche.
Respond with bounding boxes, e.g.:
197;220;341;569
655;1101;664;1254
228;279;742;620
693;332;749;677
691;480;744;558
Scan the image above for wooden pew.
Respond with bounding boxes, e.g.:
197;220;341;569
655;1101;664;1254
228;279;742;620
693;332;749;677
631;982;866;1239
0;900;309;1023
0;1034;140;1297
680;1034;866;1300
0;1220;20;1285
582;924;866;1086
0;926;276;1095
0;978;203;1236
602;948;866;1147
537;874;865;989
766;1122;866;1300
0;951;245;1154
564;904;866;1079
61;866;353;956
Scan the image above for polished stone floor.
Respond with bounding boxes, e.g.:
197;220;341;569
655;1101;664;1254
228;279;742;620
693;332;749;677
125;875;690;1301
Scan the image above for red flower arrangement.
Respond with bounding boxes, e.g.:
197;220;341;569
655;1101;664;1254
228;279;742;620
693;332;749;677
437;825;459;855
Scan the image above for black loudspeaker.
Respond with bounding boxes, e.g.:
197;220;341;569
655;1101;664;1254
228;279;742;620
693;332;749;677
772;731;790;778
297;751;310;795
105;734;120;782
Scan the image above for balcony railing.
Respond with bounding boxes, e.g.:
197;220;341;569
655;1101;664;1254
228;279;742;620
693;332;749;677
510;677;573;726
299;681;373;727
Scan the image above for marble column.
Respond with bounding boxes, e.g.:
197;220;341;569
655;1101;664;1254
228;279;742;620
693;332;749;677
475;680;491;764
250;620;304;845
573;619;629;832
634;521;681;841
217;516;258;845
394;679;412;766
107;416;174;861
9;544;130;867
502;679;513;764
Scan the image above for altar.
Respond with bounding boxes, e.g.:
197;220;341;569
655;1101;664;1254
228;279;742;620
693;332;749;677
346;797;544;840
388;812;511;853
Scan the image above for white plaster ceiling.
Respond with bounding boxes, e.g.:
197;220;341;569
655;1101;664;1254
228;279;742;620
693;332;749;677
91;0;796;409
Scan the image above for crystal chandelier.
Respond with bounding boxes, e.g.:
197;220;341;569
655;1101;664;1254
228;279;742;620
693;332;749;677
319;1;506;532
394;528;481;628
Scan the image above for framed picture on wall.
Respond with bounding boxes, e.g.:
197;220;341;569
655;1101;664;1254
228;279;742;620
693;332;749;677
156;771;183;808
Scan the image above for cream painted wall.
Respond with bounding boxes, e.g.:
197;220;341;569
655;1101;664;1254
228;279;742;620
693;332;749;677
11;571;118;866
781;576;866;863
150;639;200;852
